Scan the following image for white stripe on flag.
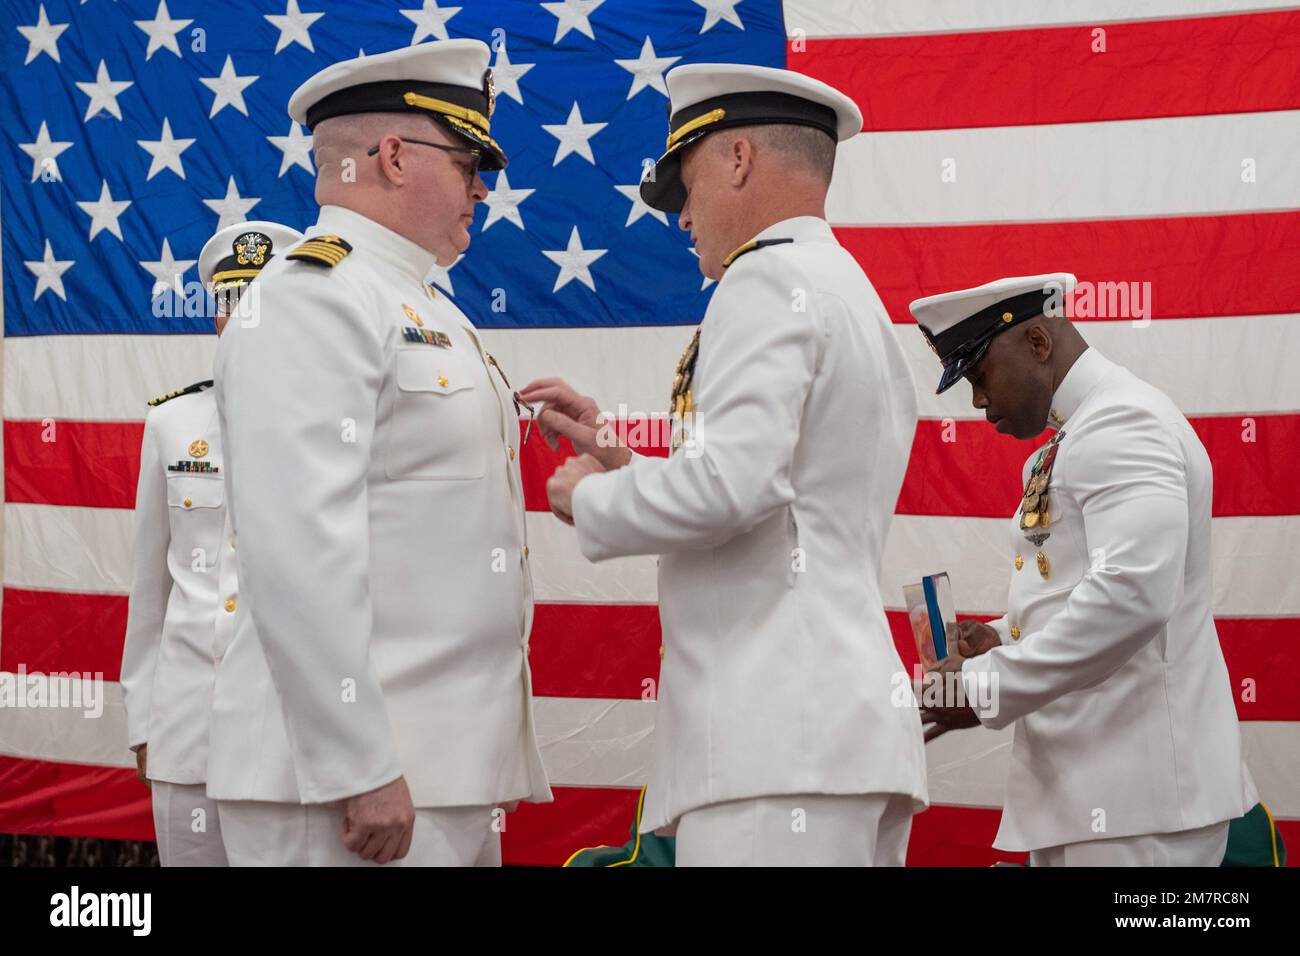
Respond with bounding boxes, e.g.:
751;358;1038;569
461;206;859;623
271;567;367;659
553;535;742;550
828;110;1300;225
781;0;1300;37
10;317;1300;424
4;333;216;422
10;503;1300;618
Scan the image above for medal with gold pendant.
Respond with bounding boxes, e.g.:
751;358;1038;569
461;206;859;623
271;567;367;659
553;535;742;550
1019;430;1065;543
669;328;701;452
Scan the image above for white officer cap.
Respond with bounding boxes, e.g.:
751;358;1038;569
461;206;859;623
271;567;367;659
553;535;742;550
640;62;863;213
198;221;304;291
287;39;506;170
909;273;1078;394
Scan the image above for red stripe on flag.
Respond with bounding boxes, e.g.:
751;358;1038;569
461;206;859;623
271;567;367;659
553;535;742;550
898;416;1300;518
529;603;662;699
790;10;1300;131
8;414;1298;518
0;757;153;841
3;420;142;509
1;588;128;681
501;785;642;866
908;805;1025;866
7;587;1292;720
0;761;1291;866
836;211;1300;323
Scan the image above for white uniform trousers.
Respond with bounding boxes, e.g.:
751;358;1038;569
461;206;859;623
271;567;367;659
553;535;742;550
217;799;502;867
152;781;229;867
1029;820;1230;867
675;792;914;867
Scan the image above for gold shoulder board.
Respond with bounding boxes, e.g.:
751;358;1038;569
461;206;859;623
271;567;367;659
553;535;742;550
285;234;353;268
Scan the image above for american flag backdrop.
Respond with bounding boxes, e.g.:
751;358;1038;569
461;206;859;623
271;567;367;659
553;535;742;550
2;0;1298;865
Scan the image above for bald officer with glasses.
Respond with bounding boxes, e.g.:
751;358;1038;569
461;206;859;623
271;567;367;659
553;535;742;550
208;40;550;866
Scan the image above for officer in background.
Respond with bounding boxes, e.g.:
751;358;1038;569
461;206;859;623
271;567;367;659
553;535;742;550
913;273;1256;865
120;220;301;866
209;40;551;866
530;63;928;866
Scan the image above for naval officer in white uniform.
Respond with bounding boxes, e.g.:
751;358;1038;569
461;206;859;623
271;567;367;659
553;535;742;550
531;64;929;866
913;274;1256;866
208;40;551;866
120;220;301;866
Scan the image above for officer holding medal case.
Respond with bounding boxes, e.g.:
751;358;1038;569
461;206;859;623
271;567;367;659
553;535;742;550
913;273;1256;866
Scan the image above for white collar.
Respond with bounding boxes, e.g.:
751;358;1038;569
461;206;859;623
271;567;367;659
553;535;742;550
1048;347;1111;429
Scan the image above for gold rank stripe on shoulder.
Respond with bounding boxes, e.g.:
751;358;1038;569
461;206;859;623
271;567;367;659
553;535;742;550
721;236;794;269
286;234;353;268
147;379;213;407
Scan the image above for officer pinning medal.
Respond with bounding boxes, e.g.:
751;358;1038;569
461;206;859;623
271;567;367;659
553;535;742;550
524;62;928;866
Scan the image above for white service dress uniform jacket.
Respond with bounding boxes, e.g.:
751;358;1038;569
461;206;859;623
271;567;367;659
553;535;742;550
962;347;1256;853
121;383;224;785
208;204;551;810
571;216;930;832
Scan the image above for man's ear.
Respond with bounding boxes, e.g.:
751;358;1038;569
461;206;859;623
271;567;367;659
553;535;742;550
729;136;755;189
375;135;406;186
1026;321;1054;364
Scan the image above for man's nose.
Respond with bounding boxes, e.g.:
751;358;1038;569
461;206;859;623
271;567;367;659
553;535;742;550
469;171;488;201
971;387;990;409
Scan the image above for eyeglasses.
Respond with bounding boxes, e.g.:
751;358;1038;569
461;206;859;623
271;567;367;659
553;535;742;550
367;137;483;180
486;353;536;447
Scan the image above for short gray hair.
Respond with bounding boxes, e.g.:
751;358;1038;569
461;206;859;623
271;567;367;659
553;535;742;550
717;123;837;183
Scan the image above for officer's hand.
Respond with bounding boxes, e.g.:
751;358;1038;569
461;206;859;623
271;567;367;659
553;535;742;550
518;379;631;470
546;454;606;526
518;378;600;440
133;744;149;787
341;776;415;864
918;655;983;730
952;620;1001;658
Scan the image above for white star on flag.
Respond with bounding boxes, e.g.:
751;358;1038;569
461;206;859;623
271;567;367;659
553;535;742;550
200;56;258;118
542;102;606;166
203;177;261;231
24;240;75;302
542;0;605;43
267;123;314;177
139;238;195;297
542;226;607;293
614;184;669;227
134;0;193;61
482;170;535;232
137;118;196;181
18;121;73;182
76;61;134;122
401;1;460;44
427;255;462;296
17;3;69;65
614;37;680;99
491;45;535;105
265;0;324;54
76;179;132;241
693;0;745;33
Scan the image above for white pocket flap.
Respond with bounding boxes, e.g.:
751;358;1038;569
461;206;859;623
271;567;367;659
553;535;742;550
396;348;475;395
166;474;224;509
